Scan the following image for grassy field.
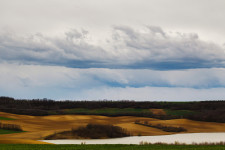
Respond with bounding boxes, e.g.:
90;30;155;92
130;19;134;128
0;116;15;120
62;108;197;119
0;129;23;135
0;144;225;150
63;108;152;116
164;109;195;117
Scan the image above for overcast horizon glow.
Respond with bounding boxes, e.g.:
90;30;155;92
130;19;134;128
1;0;225;101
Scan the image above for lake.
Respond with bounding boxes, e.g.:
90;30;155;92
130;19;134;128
42;132;225;144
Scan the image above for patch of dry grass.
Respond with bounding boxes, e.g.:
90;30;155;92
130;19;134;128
0;139;51;144
150;109;166;115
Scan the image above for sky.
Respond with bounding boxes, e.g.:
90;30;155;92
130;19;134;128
1;0;225;101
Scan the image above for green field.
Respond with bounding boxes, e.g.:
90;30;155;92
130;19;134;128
0;129;23;135
0;144;225;150
165;109;195;117
0;117;15;120
62;108;197;119
63;108;152;116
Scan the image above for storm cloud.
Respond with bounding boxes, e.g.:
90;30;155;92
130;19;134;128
0;26;225;70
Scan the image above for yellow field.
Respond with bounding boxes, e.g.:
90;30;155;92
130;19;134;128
149;109;166;115
1;111;225;144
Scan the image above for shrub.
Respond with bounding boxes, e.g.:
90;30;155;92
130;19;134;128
72;124;130;139
135;121;186;132
0;122;23;131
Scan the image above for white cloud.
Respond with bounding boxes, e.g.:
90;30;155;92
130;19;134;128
1;0;225;44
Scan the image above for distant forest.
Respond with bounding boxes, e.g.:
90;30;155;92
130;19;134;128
0;96;225;123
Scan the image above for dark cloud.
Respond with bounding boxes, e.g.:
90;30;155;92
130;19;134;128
0;26;225;70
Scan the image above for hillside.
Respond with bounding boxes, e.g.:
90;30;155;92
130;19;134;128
1;111;225;144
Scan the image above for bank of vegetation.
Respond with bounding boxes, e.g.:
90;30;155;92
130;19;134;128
0;96;225;123
134;120;187;132
45;124;130;140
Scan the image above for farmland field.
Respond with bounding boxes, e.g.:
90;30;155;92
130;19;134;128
164;109;195;117
63;108;152;116
0;144;225;150
0;117;15;120
0;129;23;135
1;99;225;145
1;111;225;143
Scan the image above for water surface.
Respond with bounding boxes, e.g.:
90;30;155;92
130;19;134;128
42;132;225;144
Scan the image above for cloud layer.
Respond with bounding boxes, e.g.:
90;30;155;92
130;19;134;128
1;63;225;100
1;26;225;70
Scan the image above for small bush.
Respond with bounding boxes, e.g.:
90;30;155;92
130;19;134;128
72;124;130;139
135;121;186;132
0;122;23;131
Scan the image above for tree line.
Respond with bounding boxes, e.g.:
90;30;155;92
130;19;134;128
1;96;225;110
0;96;225;122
